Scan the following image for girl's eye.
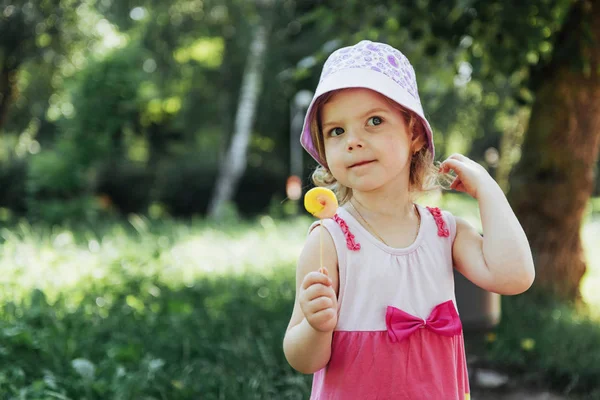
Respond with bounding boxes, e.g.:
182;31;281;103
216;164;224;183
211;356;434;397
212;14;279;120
367;116;383;126
329;127;345;137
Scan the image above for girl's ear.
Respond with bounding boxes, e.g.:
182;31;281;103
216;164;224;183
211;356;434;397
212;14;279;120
411;131;427;154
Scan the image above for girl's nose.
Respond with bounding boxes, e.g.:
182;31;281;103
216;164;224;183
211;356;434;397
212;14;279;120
345;131;363;151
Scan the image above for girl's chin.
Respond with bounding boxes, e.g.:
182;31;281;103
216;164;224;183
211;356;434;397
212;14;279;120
344;180;384;192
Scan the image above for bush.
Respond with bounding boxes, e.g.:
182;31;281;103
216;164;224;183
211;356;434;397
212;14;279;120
235;166;287;216
0;157;27;213
95;160;154;214
155;154;217;216
26;144;85;200
66;44;143;167
484;294;600;396
25;143;102;224
28;196;104;225
155;153;287;217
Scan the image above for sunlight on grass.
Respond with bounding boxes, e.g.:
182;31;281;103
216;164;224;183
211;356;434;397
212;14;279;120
0;216;311;304
164;216;307;284
581;217;600;311
0;228;107;303
0;194;597;309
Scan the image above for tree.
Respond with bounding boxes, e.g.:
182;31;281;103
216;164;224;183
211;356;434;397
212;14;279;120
0;0;81;131
208;0;273;219
508;0;600;302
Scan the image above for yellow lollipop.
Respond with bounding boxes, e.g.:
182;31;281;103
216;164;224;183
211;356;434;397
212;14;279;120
304;187;338;273
304;187;338;218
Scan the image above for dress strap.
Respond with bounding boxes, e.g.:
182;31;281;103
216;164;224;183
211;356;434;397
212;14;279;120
308;214;361;251
426;206;450;237
332;214;361;251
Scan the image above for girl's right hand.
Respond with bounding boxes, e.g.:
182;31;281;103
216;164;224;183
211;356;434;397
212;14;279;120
299;267;338;332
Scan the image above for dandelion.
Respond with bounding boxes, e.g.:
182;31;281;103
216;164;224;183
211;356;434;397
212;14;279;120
521;338;535;351
485;332;497;343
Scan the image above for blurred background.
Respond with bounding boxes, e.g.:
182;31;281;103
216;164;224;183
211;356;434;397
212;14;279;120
0;0;599;398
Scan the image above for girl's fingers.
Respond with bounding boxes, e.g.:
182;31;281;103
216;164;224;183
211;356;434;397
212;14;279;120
451;178;467;192
302;271;332;290
440;158;464;174
448;153;469;162
450;177;460;189
310;307;336;323
308;296;334;312
304;283;334;301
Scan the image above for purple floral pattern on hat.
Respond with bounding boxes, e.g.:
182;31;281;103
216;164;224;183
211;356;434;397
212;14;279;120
320;40;420;101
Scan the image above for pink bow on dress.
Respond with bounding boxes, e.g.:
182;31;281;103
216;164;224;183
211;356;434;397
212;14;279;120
385;300;463;343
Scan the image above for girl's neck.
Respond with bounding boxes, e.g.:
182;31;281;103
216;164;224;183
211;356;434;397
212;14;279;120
345;186;421;249
349;188;414;219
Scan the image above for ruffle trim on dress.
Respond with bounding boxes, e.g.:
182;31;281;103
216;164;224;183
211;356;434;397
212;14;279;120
426;206;450;237
333;214;361;251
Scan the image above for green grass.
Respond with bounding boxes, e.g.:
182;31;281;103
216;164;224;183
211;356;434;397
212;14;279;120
0;216;312;399
485;295;600;399
0;194;598;398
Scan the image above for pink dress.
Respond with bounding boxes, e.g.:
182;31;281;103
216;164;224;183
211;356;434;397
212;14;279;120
308;204;470;400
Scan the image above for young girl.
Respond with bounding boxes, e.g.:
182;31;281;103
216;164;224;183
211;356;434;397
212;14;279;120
283;40;535;399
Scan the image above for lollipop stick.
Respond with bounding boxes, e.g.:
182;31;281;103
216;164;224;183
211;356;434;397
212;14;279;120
319;219;323;272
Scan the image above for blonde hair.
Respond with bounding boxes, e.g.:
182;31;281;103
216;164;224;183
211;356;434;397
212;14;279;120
310;89;447;204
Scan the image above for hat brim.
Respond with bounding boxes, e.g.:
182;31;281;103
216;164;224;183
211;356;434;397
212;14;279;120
300;68;435;167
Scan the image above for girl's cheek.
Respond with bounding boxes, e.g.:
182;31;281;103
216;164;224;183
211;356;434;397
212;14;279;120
325;141;340;157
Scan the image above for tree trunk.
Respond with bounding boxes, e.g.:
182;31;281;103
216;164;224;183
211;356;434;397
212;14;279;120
208;12;270;220
217;35;236;162
508;0;600;303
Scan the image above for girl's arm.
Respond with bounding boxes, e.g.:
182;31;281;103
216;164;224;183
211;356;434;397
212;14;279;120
283;225;339;374
441;154;535;295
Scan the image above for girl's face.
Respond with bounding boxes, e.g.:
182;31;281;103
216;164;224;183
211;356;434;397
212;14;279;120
320;88;421;193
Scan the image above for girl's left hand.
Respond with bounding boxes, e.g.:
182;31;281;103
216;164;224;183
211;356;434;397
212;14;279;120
439;154;494;199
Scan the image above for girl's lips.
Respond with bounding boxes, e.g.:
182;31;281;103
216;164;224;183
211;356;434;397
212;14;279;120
349;160;375;168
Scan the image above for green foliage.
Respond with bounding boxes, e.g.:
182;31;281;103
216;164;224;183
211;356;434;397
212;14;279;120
486;294;600;396
0;271;305;398
2;0;598;224
0;0;82;61
26;196;102;226
0;213;312;397
67;44;144;165
26;144;84;199
0;157;27;212
154;150;287;217
0;0;85;140
25;141;103;224
154;153;218;216
95;159;154;214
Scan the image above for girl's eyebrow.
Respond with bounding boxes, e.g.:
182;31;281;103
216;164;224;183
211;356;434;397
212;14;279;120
322;107;389;130
359;107;389;119
321;119;341;131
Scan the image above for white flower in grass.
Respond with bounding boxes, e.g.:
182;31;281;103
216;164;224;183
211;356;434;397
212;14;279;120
71;358;95;380
149;358;165;371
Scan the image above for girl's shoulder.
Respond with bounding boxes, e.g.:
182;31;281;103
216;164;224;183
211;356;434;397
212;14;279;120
420;205;457;243
308;212;361;253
